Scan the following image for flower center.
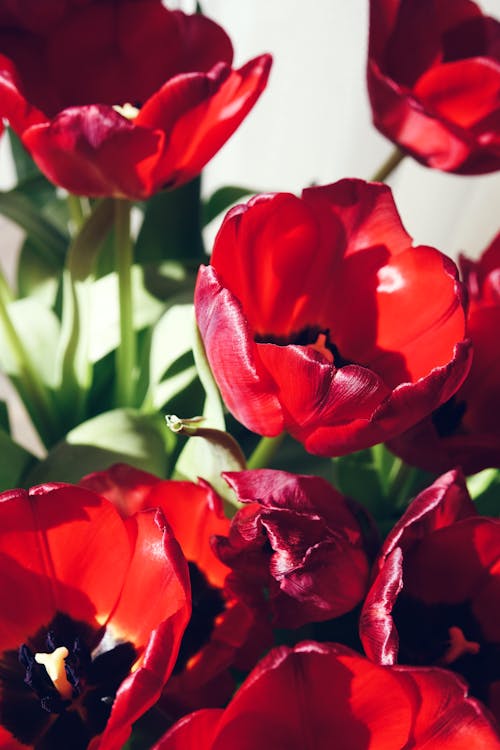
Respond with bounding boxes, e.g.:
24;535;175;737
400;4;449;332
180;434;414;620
0;612;137;750
440;626;480;665
34;646;73;701
255;327;354;368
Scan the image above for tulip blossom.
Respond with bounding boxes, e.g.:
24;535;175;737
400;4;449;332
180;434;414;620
389;232;500;474
81;463;269;717
0;0;271;198
153;641;500;750
195;179;471;456
0;481;190;750
360;469;500;721
368;0;500;173
212;469;371;628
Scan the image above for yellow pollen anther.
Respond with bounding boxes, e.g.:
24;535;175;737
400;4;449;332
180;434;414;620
35;646;73;700
441;626;480;665
112;102;140;120
310;332;334;363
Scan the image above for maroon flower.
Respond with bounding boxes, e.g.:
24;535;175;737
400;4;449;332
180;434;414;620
81;464;269;718
195;179;471;456
389;232;500;474
368;0;500;174
360;469;500;721
0;481;190;750
153;641;500;750
212;469;371;628
0;0;271;198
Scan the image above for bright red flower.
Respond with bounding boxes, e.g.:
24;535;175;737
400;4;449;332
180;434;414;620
212;469;371;628
195;179;471;456
368;0;500;174
0;0;271;198
0;481;190;750
81;463;269;718
389;232;500;474
153;641;500;750
360;469;500;721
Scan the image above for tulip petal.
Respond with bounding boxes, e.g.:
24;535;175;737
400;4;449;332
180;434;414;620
22;105;164;198
195;265;284;436
0;485;131;650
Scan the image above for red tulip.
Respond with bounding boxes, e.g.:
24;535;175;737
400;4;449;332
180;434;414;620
368;0;500;173
195;179;471;456
0;0;271;198
389;232;500;474
0;481;190;750
153;641;500;750
360;469;500;721
212;469;371;628
81;464;269;717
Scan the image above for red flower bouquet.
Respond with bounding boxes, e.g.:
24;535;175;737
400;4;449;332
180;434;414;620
154;642;500;749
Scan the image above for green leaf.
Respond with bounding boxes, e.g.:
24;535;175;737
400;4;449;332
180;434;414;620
17;238;60;304
88;264;165;363
55;199;115;421
0;189;67;267
168;416;245;516
135;177;204;263
145;303;198;409
0;428;35;490
334;449;388;518
24;408;171;485
172;325;243;512
0;298;60;387
467;468;500;517
201;185;255;227
7;127;40;184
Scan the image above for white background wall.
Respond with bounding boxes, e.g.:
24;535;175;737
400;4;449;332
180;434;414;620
199;0;500;260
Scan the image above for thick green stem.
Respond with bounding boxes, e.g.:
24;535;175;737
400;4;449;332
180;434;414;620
67;194;89;235
113;198;136;408
247;433;285;469
371;147;405;183
0;294;60;446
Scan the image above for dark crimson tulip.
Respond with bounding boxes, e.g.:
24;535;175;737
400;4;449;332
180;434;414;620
195;179;471;456
0;0;271;198
212;469;371;628
0;481;190;750
389;232;500;474
152;641;500;750
368;0;500;174
360;469;500;721
81;464;269;717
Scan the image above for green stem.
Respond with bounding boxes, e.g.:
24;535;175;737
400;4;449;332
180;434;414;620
371;147;405;183
0;261;13;305
67;194;89;235
0;294;60;446
113;198;136;408
247;433;285;469
388;460;418;509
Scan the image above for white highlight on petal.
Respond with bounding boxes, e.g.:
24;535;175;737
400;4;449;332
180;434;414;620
377;266;404;293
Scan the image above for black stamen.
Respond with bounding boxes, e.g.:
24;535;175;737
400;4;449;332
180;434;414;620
432;396;467;437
